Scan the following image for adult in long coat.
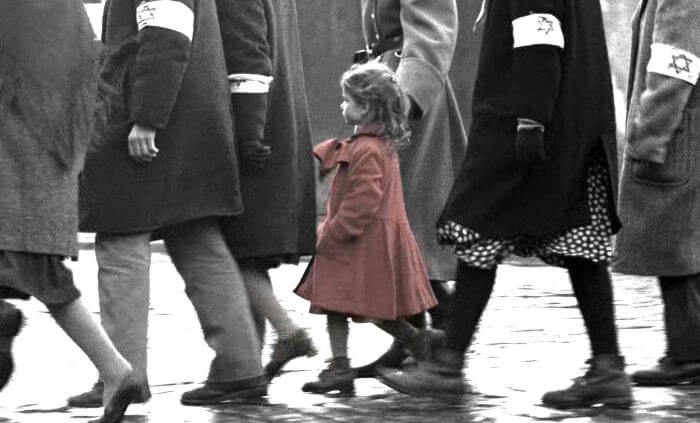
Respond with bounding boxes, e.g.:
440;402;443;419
215;0;317;378
74;0;266;406
0;1;138;419
377;0;632;408
614;0;700;385
353;0;467;376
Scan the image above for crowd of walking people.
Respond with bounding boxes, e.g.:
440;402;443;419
0;0;698;421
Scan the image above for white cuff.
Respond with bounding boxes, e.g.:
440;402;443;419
136;0;194;41
647;43;700;85
228;73;274;94
512;13;564;49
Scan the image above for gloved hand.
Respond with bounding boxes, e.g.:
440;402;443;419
240;139;271;170
514;119;546;166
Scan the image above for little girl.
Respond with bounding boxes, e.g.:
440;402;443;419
295;61;440;395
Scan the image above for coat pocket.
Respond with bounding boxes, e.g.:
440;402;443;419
631;110;694;186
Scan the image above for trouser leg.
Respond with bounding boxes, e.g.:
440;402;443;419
164;218;262;382
241;263;298;340
660;273;700;362
95;232;151;386
565;257;619;356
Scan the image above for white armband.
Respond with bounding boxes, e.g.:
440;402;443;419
137;0;194;41
647;43;700;85
228;74;274;94
512;13;564;49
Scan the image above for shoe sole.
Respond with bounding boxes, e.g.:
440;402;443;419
633;375;700;386
375;370;465;404
542;395;634;410
301;382;354;395
180;385;267;406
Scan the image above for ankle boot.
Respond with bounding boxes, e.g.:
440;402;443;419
354;340;408;378
0;301;23;390
376;347;467;402
405;328;446;362
542;354;633;409
264;329;318;380
302;357;355;395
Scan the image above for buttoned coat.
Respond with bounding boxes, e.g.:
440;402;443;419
80;0;243;233
360;0;467;282
295;133;437;320
613;0;700;276
0;0;98;257
217;0;316;265
439;0;620;239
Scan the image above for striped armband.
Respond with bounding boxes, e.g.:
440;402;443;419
228;74;274;94
647;43;700;85
136;0;194;41
512;13;564;49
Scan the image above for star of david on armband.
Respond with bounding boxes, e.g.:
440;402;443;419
648;43;700;85
512;13;564;49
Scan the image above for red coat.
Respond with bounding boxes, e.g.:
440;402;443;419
295;128;436;320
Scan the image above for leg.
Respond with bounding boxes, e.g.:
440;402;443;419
0;300;22;391
374;319;445;361
69;232;152;407
302;313;354;395
633;273;700;385
427;279;453;331
165;218;266;405
541;257;631;409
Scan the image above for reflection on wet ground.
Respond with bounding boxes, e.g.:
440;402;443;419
1;253;697;422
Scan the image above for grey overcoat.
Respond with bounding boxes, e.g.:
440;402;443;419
614;0;700;276
360;0;468;282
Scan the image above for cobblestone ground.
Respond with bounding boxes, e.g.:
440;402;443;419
2;244;699;423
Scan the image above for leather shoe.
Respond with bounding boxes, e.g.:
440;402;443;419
68;380;152;408
181;375;268;405
0;301;22;391
633;356;700;386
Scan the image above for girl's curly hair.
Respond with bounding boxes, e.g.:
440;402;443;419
341;61;411;149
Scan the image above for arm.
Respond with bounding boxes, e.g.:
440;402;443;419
627;0;700;163
129;0;194;129
216;0;273;169
397;0;458;119
321;144;385;247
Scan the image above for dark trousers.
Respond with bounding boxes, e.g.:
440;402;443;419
447;258;620;357
661;273;700;362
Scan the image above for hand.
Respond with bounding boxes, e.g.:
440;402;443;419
127;123;158;163
514;126;546;166
240;140;271;170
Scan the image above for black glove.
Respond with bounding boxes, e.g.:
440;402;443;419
514;120;546;166
240;139;271;170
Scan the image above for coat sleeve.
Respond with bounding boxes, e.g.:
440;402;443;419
508;0;564;126
322;143;385;246
216;0;272;143
129;0;194;129
627;0;700;163
396;0;458;119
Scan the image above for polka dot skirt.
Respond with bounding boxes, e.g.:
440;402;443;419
436;157;614;269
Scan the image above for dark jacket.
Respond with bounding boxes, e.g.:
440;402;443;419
440;0;620;238
217;0;316;265
360;0;467;281
614;0;700;276
80;0;242;233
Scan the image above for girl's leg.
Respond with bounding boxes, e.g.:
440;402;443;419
328;313;349;359
302;313;353;394
46;298;133;405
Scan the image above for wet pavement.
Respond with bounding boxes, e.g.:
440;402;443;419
2;242;700;423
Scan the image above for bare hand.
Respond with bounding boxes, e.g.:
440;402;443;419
128;123;159;163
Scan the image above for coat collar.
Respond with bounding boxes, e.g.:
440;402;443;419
314;138;352;175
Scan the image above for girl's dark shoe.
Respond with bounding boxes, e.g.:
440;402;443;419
265;328;317;379
68;380;152;408
180;375;268;405
0;301;23;391
541;354;633;409
632;356;700;386
376;348;467;403
302;357;356;395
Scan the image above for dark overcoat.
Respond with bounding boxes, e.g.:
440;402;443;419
80;0;242;233
360;0;468;282
440;0;620;239
0;0;98;257
613;0;700;276
295;133;437;320
217;0;316;264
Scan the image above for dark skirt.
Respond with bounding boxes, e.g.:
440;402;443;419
0;251;80;305
437;156;614;269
